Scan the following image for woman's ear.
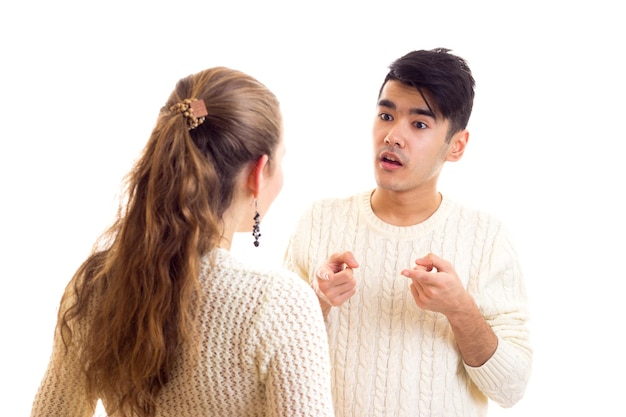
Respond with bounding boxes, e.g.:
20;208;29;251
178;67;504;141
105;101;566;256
446;129;469;162
247;155;269;198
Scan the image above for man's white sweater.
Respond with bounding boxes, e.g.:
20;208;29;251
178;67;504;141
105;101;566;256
285;190;532;417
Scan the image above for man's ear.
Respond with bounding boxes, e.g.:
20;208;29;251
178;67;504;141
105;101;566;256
247;155;269;198
446;129;469;162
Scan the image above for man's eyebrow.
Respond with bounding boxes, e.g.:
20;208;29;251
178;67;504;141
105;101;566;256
377;98;436;119
378;98;396;110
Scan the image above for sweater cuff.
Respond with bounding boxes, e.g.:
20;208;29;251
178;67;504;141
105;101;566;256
463;337;531;407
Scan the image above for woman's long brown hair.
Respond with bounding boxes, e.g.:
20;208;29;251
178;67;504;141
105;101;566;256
56;67;281;416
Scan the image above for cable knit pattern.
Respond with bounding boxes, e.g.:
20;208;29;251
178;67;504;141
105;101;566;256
31;249;334;417
284;191;532;417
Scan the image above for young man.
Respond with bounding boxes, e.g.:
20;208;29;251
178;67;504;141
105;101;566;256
284;48;532;417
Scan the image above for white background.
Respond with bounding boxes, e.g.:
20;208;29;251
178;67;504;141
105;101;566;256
1;1;625;416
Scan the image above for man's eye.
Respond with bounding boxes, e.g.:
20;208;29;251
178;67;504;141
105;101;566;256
379;113;393;121
414;121;427;129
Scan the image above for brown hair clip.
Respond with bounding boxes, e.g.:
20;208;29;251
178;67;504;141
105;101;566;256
170;98;208;130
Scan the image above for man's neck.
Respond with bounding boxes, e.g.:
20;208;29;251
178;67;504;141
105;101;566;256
370;188;442;227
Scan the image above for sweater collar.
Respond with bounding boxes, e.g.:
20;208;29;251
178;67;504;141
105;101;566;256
358;189;454;237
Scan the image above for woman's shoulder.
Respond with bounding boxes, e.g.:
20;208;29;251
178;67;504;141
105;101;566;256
202;249;314;297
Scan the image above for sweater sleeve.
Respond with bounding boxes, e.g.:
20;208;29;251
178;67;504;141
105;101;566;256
254;272;334;417
464;222;533;408
30;325;97;417
283;204;316;286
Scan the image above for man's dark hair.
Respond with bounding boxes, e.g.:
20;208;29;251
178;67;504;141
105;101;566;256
379;48;475;141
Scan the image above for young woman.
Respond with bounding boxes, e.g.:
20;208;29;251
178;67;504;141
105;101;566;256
31;67;334;417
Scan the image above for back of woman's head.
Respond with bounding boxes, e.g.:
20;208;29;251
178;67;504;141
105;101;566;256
142;67;283;245
158;67;282;220
59;67;281;417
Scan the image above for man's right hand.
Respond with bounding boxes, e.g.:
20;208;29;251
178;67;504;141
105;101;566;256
312;251;359;317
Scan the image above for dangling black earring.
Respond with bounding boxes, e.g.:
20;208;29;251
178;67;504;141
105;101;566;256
252;199;261;247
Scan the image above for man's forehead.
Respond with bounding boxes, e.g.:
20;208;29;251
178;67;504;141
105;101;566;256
378;81;438;119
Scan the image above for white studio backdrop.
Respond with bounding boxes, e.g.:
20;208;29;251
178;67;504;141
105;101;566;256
1;1;624;416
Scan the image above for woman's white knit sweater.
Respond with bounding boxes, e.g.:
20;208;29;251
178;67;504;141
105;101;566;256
284;191;532;417
31;249;334;417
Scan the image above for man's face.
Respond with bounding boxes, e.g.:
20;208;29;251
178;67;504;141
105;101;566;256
372;80;460;194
